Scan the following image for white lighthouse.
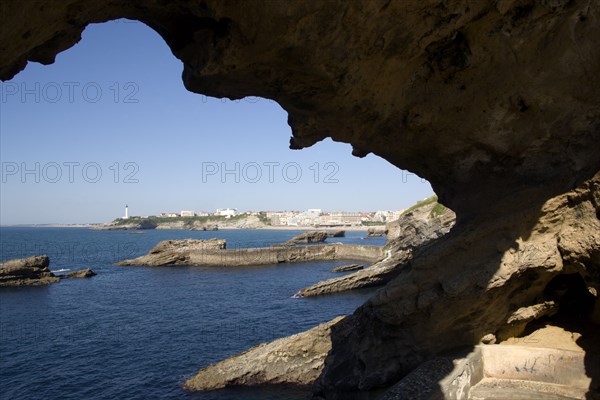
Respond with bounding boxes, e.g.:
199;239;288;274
124;205;129;219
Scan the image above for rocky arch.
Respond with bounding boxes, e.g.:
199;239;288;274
1;1;599;399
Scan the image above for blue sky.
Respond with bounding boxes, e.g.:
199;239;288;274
0;20;433;225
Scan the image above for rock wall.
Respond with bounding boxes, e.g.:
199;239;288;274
296;202;455;297
1;1;599;398
313;172;600;399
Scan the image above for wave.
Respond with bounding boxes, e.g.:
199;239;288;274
51;268;71;273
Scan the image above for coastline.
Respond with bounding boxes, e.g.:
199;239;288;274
219;225;374;231
6;224;380;232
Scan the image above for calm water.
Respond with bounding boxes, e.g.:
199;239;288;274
0;228;383;400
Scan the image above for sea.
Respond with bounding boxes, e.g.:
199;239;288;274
0;227;384;400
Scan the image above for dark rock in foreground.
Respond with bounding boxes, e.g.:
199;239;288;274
331;264;364;273
0;256;59;286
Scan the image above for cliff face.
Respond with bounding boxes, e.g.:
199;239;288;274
314;173;600;398
1;1;599;398
296;202;455;297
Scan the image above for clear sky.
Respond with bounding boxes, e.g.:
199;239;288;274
0;19;433;225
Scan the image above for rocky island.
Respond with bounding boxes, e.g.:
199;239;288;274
116;235;382;267
0;256;96;286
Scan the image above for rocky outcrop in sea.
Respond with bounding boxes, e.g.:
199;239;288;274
0;256;59;286
116;237;383;268
284;231;330;245
0;256;96;286
184;317;344;391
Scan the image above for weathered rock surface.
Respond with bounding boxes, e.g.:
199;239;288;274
66;268;97;278
296;202;455;297
155;221;186;230
0;256;60;286
1;1;600;399
184;317;344;391
116;239;382;267
366;228;385;238
331;264;363;273
285;231;330;245
151;238;227;253
313;173;600;399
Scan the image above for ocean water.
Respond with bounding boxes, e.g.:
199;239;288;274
0;228;384;400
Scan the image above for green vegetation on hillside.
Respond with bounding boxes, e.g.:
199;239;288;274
430;202;447;218
112;214;254;228
401;195;438;216
400;195;448;218
257;212;271;225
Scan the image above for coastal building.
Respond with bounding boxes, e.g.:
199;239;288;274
267;211;299;226
159;212;179;218
124;205;129;219
195;211;210;217
180;210;195;217
316;211;367;226
215;208;237;218
286;209;322;226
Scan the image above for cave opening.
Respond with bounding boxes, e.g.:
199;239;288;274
0;18;436;225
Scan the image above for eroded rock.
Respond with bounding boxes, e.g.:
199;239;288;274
183;317;344;391
366;228;385;238
313;173;600;399
285;231;330;245
0;256;59;286
1;1;599;399
296;202;455;297
116;239;382;267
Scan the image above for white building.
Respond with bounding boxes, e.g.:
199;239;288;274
215;208;237;218
180;210;195;217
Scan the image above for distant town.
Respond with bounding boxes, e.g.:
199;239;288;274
124;207;406;227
